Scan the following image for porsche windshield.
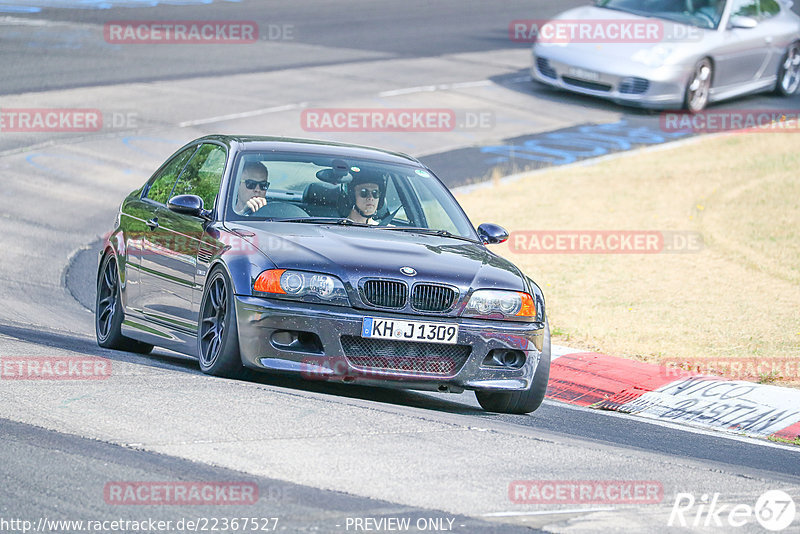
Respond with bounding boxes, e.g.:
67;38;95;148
225;152;478;239
597;0;726;29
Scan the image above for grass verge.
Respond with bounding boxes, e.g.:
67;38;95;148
456;132;800;385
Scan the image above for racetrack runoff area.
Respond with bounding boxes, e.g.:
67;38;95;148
456;132;800;388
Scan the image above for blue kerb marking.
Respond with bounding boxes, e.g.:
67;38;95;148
0;0;240;12
480;119;690;166
362;318;373;337
0;5;42;12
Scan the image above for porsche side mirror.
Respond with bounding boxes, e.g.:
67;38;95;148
168;194;211;220
729;16;758;29
477;223;509;245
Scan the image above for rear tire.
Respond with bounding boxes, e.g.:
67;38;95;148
95;253;154;354
475;319;551;414
197;267;245;378
775;41;800;96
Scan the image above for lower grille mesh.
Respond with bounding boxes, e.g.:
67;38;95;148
340;335;470;376
562;76;612;92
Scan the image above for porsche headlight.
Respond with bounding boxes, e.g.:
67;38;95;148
462;290;536;321
254;269;350;306
631;45;673;68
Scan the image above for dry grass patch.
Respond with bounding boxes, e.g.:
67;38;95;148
456;133;800;383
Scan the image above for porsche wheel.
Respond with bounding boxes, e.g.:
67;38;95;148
684;58;713;113
776;42;800;96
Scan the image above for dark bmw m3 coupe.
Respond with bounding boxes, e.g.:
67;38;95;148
96;135;550;414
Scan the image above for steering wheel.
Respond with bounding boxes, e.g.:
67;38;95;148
694;9;715;26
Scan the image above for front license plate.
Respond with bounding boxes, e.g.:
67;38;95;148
568;67;601;81
361;317;458;344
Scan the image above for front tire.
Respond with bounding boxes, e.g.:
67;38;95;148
775;41;800;96
95;253;153;354
475;319;551;414
684;58;713;113
198;267;244;378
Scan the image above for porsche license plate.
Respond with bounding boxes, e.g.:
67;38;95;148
568;67;601;81
361;317;458;344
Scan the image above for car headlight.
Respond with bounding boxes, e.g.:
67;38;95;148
253;269;350;306
631;45;673;68
462;290;536;321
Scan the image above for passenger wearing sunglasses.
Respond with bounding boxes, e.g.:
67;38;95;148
234;162;270;215
346;170;384;225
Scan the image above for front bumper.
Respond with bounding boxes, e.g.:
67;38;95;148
234;295;547;393
532;51;690;110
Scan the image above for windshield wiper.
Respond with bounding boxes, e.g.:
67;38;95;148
273;217;371;227
377;226;481;244
598;5;650;17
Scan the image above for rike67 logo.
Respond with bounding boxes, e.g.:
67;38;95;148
669;490;796;531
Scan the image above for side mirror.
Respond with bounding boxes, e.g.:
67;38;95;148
477;223;509;245
729;15;758;29
168;194;210;219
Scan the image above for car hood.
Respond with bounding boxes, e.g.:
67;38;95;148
231;222;528;294
535;6;706;60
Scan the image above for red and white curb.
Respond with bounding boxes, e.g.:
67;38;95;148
547;346;800;442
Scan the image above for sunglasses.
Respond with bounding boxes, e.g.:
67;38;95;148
244;180;270;191
358;188;380;199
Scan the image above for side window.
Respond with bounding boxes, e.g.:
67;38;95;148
144;146;196;204
172;144;227;210
760;0;779;17
731;0;760;18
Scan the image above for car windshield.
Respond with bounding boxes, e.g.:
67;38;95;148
596;0;726;29
225;152;478;240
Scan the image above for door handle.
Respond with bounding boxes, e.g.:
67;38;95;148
146;217;159;230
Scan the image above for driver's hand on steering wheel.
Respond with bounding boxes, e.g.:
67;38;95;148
245;197;267;214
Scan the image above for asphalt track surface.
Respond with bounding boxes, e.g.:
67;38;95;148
2;1;800;533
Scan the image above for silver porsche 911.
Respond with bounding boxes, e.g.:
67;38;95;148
530;0;800;111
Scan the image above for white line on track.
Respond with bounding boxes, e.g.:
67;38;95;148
177;103;308;128
483;507;615;517
378;80;491;97
177;78;498;128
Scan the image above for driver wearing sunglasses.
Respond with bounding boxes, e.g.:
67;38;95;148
347;171;383;225
234;162;270;215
